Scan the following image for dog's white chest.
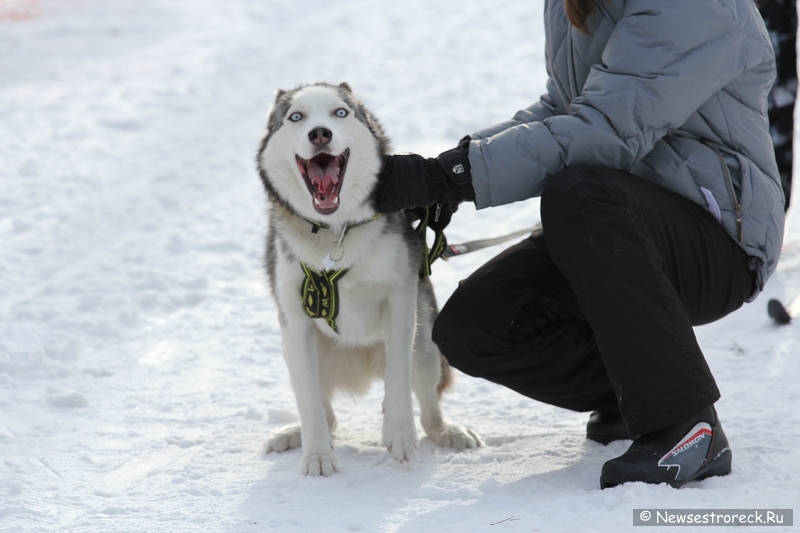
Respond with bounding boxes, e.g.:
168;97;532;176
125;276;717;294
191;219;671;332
314;251;411;342
277;225;414;344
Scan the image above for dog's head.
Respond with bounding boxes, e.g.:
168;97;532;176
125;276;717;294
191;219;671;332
257;83;390;221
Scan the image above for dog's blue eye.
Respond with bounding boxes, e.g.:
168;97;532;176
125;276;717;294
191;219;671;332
335;108;348;118
289;112;303;122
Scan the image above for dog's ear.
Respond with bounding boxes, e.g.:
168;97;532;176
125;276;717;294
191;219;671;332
338;82;352;93
275;88;288;99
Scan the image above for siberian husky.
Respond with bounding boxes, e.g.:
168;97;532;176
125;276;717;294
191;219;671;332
256;83;482;476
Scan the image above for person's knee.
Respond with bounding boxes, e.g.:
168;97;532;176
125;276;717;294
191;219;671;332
432;282;485;372
432;285;469;355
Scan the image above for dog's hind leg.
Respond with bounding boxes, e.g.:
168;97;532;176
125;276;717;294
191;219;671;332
264;393;336;454
412;287;483;450
265;425;302;453
411;339;483;450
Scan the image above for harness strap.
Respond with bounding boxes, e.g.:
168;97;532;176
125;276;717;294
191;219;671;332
301;263;349;333
298;214;383;334
413;203;449;279
299;207;450;332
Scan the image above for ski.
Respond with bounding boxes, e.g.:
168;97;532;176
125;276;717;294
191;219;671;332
767;291;800;325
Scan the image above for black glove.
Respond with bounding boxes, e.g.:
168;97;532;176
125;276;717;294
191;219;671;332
375;136;475;213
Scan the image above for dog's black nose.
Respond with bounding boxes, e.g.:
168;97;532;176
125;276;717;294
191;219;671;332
308;127;332;146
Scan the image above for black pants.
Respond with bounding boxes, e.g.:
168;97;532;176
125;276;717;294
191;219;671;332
433;167;755;436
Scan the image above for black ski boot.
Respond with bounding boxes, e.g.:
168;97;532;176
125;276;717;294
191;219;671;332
586;411;631;445
600;405;732;489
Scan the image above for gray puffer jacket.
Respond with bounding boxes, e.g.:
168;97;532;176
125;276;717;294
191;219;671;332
468;0;784;298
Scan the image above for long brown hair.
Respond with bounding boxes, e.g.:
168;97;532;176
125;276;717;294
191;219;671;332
564;0;595;33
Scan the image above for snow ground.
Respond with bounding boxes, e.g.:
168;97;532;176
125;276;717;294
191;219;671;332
0;0;798;531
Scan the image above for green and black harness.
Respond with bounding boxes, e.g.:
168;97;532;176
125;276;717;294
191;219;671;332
299;204;451;333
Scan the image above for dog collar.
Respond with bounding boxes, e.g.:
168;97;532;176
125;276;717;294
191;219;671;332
304;213;384;234
303;213;385;271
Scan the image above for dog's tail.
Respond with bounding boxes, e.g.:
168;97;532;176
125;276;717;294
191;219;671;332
437;353;454;395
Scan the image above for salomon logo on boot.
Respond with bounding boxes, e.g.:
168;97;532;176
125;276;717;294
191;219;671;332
657;422;712;480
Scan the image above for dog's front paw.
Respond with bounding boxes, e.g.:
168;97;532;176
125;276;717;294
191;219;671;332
300;451;340;477
382;418;419;462
429;422;483;450
264;425;302;453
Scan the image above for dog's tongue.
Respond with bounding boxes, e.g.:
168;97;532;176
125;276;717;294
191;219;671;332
308;158;340;209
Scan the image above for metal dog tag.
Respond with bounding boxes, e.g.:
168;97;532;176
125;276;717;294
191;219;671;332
321;254;336;271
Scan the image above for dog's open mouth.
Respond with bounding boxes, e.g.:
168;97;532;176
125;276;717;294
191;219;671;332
295;149;350;215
